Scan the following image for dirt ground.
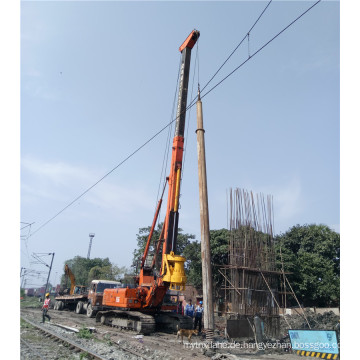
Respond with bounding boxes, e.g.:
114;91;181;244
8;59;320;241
280;310;339;333
20;307;340;360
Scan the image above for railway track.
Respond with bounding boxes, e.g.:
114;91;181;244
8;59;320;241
20;316;151;360
21;317;108;359
21;337;47;360
21;307;211;360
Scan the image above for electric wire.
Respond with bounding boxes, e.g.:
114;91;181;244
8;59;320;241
154;54;182;227
153;43;198;227
200;0;273;96
20;222;34;231
154;41;199;228
197;41;200;89
29;0;321;237
199;0;322;101
182;36;200;177
29;116;181;237
21;222;32;265
155;54;182;213
155;36;199;223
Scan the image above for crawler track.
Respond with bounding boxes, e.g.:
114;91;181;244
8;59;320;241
155;312;194;332
95;309;193;334
96;310;156;334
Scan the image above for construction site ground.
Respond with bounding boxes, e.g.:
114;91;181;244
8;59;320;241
20;306;340;360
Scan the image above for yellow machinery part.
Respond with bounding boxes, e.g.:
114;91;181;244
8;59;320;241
174;168;181;212
161;251;187;290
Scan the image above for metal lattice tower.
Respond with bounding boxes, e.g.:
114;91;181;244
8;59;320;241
87;233;95;259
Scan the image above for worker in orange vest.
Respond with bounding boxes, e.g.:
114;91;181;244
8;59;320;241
41;293;51;323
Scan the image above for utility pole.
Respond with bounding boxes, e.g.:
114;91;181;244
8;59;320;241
20;268;32;288
21;270;26;289
87;233;95;259
44;253;55;295
196;88;215;341
32;253;55;295
20;267;24;288
20;267;27;289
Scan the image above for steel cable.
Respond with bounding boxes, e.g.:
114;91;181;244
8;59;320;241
29;0;321;237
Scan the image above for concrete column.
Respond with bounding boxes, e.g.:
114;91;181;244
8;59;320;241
196;92;214;338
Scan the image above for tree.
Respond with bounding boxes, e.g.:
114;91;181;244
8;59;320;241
131;223;195;273
275;224;340;307
42;282;54;292
183;229;229;299
183;240;202;289
61;256;128;286
87;264;127;282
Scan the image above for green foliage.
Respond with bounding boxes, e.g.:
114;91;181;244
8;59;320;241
79;352;91;360
183;229;229;298
183;241;202;289
131;223;194;272
131;225;160;272
130;221;340;309
103;333;112;346
61;256;128;287
20;318;34;329
275;224;340;307
78;327;93;339
20;288;25;298
131;226;229;295
20;296;43;308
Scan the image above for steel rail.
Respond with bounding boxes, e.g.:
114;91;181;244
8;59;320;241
21;316;109;360
21;337;47;360
21;315;151;360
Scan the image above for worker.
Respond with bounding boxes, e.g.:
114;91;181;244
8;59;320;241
184;299;195;318
177;300;183;315
194;301;204;332
41;293;51;323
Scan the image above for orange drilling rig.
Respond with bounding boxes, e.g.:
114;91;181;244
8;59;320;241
94;30;200;334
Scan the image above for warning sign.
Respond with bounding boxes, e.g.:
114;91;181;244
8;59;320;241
289;329;339;359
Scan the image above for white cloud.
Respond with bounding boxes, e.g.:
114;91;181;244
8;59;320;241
21;156;154;216
21;78;60;101
22;156;92;186
24;68;42;78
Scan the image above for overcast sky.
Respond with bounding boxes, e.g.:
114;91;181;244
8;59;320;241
17;0;340;288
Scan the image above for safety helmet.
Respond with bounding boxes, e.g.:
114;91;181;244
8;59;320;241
46;293;50;297
200;301;203;304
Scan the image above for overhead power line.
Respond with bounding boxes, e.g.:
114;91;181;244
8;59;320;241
200;0;273;95
30;118;179;237
29;0;321;237
198;0;322;101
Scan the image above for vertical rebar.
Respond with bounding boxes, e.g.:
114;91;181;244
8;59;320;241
226;188;280;335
